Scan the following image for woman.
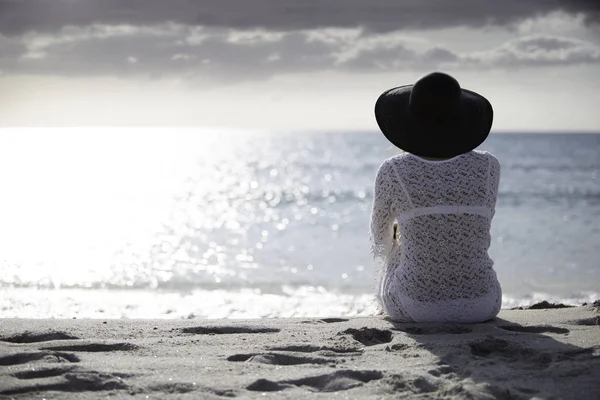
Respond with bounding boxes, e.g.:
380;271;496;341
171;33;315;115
370;72;502;323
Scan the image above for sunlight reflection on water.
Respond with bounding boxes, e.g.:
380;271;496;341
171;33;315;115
0;128;253;286
0;127;375;290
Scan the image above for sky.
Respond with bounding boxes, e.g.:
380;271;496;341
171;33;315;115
0;0;599;132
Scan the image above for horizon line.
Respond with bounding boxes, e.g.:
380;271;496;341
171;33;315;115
0;126;598;135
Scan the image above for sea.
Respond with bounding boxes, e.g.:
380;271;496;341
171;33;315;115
0;128;599;319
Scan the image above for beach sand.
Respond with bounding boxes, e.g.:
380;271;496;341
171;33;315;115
1;303;599;399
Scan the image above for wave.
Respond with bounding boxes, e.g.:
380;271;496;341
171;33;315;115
0;286;597;319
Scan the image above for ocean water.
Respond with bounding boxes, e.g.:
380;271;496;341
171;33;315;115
0;128;599;319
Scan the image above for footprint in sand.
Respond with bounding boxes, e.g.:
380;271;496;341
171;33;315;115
0;331;139;396
340;328;393;346
246;369;383;393
148;382;197;394
11;366;77;380
181;326;280;334
0;331;79;343
469;337;518;357
379;374;440;394
1;371;128;395
468;337;553;368
497;325;569;334
301;318;350;324
227;352;333;365
427;365;456;377
0;351;80;365
571;317;600;326
39;343;139;352
148;381;234;397
267;344;363;354
0;340;138;366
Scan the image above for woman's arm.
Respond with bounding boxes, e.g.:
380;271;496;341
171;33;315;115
369;160;398;264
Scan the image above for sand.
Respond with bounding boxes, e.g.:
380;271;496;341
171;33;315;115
1;303;599;399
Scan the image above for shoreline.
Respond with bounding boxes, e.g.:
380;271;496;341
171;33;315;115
2;287;598;320
1;304;599;399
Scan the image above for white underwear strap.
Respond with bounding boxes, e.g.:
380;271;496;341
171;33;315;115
397;205;493;221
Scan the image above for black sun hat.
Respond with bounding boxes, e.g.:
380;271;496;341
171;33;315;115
374;72;493;158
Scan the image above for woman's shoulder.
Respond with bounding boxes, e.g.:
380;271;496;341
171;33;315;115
472;150;500;168
374;153;411;179
472;149;498;160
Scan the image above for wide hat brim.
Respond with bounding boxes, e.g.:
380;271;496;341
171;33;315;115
374;77;493;158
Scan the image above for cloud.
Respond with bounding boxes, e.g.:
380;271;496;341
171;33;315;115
2;24;599;81
465;35;600;67
1;0;599;81
517;11;591;34
0;0;598;36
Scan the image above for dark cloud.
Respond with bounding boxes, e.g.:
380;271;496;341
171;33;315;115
4;27;431;78
0;0;599;36
1;1;598;80
3;25;598;80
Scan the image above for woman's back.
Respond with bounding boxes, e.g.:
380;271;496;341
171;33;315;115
372;150;502;322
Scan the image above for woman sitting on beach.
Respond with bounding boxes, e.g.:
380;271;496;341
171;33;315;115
370;72;502;323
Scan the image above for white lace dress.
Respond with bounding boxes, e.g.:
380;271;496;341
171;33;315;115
370;150;502;323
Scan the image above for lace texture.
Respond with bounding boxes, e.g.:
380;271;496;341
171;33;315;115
369;150;502;322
